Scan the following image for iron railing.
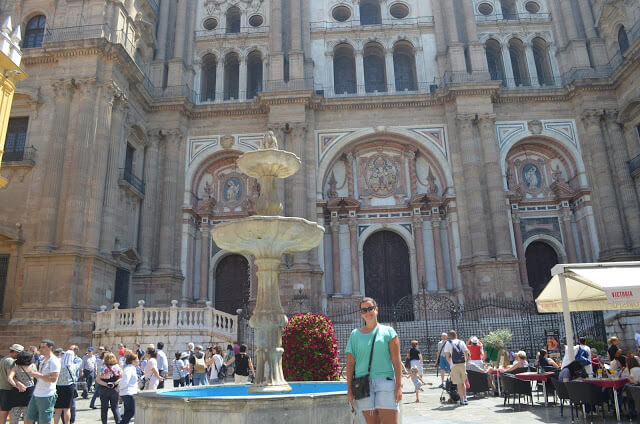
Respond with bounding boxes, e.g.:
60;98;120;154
630;154;640;178
195;25;270;39
119;168;145;195
1;146;36;163
475;13;552;24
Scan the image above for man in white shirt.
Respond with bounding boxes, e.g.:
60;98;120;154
156;342;168;389
25;339;60;424
81;347;96;398
635;330;640;349
443;330;470;406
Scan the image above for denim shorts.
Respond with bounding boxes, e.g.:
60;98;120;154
354;377;398;412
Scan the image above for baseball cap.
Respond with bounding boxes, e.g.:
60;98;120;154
87;347;94;351
9;344;24;353
54;348;64;355
195;345;203;350
181;352;189;359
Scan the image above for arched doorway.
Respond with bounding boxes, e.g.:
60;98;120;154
214;254;249;314
363;231;412;314
525;241;559;298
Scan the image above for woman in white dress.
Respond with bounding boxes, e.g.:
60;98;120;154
143;347;163;390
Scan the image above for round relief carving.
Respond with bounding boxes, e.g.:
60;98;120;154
220;135;235;149
223;177;243;202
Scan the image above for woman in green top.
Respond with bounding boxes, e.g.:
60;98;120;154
346;297;402;424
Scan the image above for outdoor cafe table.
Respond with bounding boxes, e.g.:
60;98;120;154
488;368;506;396
515;372;555;406
584;378;629;421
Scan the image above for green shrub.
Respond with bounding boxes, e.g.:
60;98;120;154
282;312;340;381
483;329;513;350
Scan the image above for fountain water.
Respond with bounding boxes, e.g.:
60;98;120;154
134;132;349;423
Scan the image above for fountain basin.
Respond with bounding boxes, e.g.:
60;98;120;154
237;149;301;179
134;382;350;424
212;216;324;256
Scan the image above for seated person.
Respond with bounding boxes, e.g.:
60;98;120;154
613;355;629;379
559;360;587;382
503;351;528;373
629;356;640;384
591;349;601;375
536;349;560;370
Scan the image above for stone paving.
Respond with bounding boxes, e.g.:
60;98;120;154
46;373;629;423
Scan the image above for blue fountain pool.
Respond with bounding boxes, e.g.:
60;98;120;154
158;382;347;398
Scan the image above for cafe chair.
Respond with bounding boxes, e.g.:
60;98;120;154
512;367;529;375
502;373;533;408
467;370;490;397
565;381;608;423
625;385;640;422
550;377;572;418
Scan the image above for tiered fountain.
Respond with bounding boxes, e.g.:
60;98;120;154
134;132;349;423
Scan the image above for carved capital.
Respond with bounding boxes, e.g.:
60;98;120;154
581;109;604;128
52;79;76;100
405;149;416;160
291;125;307;141
431;217;441;228
455;114;475;131
345;152;355;163
477;114;496;133
604;109;622;126
412;215;423;227
74;79;98;99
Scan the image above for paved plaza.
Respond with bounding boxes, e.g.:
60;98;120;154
63;372;629;424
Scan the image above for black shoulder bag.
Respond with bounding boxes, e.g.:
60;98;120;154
351;329;378;400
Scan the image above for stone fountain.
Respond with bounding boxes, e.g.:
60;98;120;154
210;130;324;393
133;132;349;424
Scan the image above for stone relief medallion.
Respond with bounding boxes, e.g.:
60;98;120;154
513;159;549;197
223;176;242;202
522;163;542;189
527;120;543;135
365;154;398;197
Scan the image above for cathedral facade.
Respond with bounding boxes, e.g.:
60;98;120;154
0;0;639;347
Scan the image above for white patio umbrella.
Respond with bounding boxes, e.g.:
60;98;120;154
535;261;640;359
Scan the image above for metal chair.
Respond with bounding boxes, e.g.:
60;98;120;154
467;370;490;397
565;380;608;423
550;377;571;418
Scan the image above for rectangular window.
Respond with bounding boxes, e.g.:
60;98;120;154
124;143;135;174
0;255;9;313
114;268;130;309
2;118;28;162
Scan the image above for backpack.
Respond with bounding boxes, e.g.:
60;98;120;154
194;354;206;374
449;340;466;364
575;346;591;367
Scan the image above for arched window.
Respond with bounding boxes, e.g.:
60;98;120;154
393;42;417;91
618;26;630;55
333;44;357;95
214;255;250;314
23;15;46;48
532;37;553;86
247;51;263;99
363;43;386;93
485;38;505;84
360;0;381;25
200;54;217;102
500;0;518;20
226;6;241;33
508;38;530;86
224;52;240;100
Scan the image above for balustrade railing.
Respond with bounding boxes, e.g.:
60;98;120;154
93;301;237;339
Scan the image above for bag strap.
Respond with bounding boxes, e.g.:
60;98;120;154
366;329;379;374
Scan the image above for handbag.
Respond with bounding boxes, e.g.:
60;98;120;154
351;329;378;400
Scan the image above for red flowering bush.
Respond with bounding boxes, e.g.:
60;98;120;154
282;312;340;381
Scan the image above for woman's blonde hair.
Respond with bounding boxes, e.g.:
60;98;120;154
517;351;527;360
411;340;418;347
103;352;117;366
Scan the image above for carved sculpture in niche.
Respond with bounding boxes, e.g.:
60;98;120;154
512;158;548;197
364;153;398;197
427;169;439;195
217;171;246;207
224;177;242;202
522;163;542;189
327;171;338;199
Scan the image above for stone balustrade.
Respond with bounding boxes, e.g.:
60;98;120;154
92;300;238;354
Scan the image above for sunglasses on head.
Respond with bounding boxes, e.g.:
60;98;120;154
360;305;376;314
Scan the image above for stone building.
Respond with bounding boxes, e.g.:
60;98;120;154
0;0;639;348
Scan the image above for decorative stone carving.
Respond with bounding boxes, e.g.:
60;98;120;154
363;153;399;197
327;171;338;199
427;169;439;195
220;135;235;149
262;130;278;149
527;119;543;135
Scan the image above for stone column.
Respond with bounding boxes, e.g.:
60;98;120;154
442;0;459;43
348;218;360;295
477;115;514;259
215;59;224;101
457;115;490;260
501;43;516;88
138;135;160;272
561;210;578;263
604;112;640;251
345;152;355;198
524;43;540;87
413;215;426;284
173;0;187;59
85;85;117;251
98;91;128;253
581;111;626;258
268;0;284;81
385;49;395;92
432;218;447;292
239;57;247;101
407;150;417;195
330;219;341;294
156;0;171;60
355;50;365;94
511;212;529;290
577;0;597;39
61;80;98;249
559;0;579;41
35;80;74;250
199;225;210;301
325;52;334;93
158;130;183;270
290;125;309;266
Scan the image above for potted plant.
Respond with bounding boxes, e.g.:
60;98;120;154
483;329;513;366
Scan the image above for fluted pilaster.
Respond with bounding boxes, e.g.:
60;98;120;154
138;134;160;272
348;219;359;295
158;129;183;270
330;219;341;294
